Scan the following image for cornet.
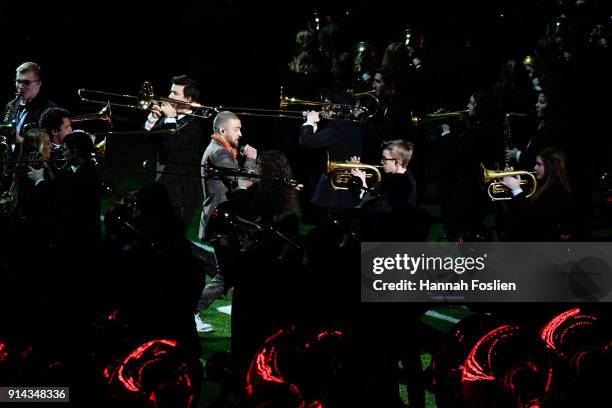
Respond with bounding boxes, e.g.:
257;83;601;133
481;164;537;201
327;155;382;191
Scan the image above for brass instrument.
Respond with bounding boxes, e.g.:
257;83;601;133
0;135;8;155
0;190;16;216
3;92;20;123
93;137;106;161
1;93;19;144
326;155;382;191
219;88;379;123
78;130;107;163
78;82;217;119
411;109;469;129
0;123;15;136
283;89;379;123
503;112;529;169
70;102;113;126
0;157;68;178
0;134;9;181
523;55;535;68
481;164;537;201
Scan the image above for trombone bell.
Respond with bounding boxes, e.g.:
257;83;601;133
94;137;106;160
70;102;113;127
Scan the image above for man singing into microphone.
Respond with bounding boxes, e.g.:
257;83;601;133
199;110;257;240
193;111;257;332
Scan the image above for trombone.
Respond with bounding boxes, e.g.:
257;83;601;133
70;102;113;126
78;82;218;119
218;88;379;123
0;157;69;177
411;109;470;129
481;164;537;201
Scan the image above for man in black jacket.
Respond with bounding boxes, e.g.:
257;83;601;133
144;75;204;231
299;109;363;210
3;62;56;150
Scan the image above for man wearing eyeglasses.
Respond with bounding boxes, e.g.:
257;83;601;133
3;62;56;149
351;140;419;241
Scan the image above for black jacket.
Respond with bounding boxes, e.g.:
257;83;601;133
360;171;418;241
148;115;204;210
299;119;363;208
506;185;577;241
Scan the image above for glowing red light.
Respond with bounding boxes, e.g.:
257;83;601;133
540;308;597;354
544;366;553;397
0;342;8;363
316;330;343;340
462;325;520;383
114;339;178;392
108;309;119;321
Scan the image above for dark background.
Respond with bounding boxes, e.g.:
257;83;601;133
2;0;610;215
0;0;564;145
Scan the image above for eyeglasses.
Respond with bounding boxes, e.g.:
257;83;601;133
381;157;396;162
15;79;40;86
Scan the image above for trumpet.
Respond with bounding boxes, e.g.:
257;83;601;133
481;164;537;201
327;155;382;191
78;82;218;119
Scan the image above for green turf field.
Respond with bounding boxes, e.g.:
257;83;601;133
98;135;609;407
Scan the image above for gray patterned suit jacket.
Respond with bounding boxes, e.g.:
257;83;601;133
198;138;255;240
